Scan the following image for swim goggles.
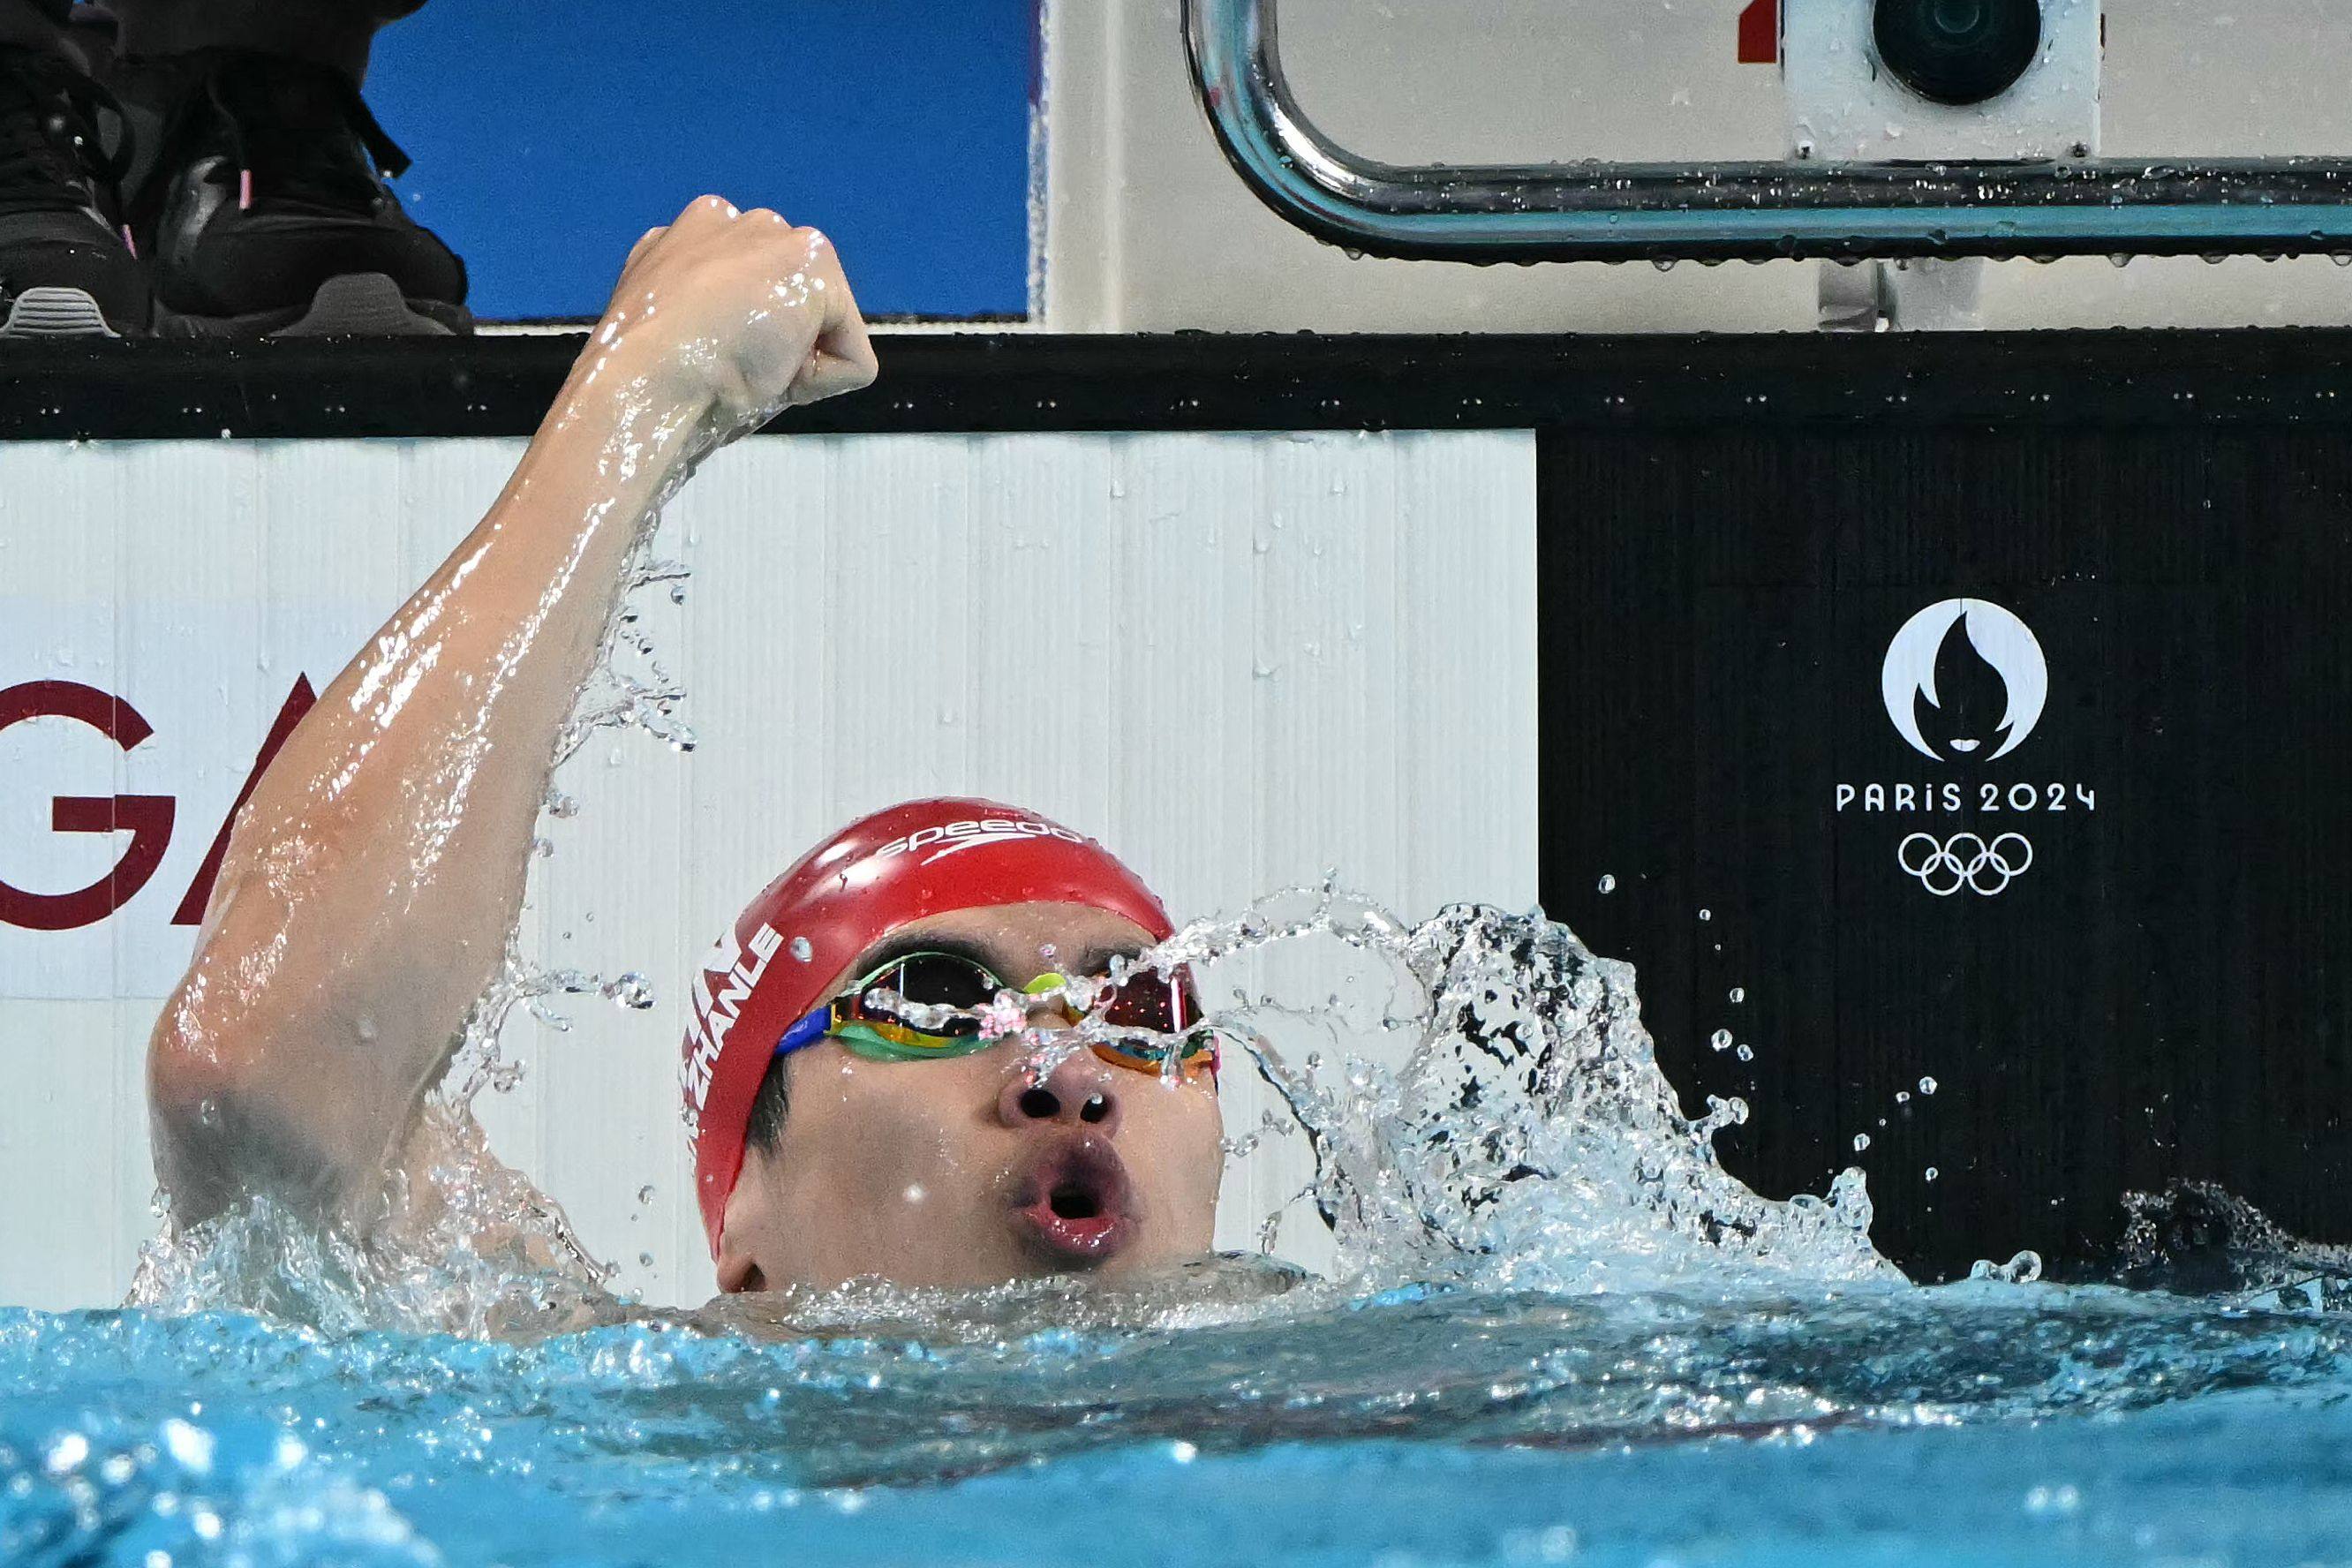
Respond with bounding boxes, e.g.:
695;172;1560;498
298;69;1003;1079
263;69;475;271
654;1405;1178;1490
773;950;1220;1080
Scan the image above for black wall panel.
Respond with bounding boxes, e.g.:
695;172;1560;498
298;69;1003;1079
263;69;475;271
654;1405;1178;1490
1540;427;2352;1280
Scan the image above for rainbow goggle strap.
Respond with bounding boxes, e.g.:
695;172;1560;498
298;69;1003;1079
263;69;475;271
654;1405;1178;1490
773;951;1220;1079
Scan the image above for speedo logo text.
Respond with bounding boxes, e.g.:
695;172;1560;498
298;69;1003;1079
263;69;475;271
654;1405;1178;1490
873;817;1084;866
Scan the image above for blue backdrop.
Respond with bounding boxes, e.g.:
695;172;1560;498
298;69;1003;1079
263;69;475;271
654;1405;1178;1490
365;2;1035;322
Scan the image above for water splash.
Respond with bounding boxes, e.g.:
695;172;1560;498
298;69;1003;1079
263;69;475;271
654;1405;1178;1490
2119;1180;2352;1309
855;884;1896;1298
127;1100;611;1338
1156;889;1896;1293
553;555;697;765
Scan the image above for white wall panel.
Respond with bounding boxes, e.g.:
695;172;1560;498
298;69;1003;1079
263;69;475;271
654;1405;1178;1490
0;429;1536;1310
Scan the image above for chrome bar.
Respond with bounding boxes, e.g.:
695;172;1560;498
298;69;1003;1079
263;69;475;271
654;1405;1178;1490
1183;0;2352;263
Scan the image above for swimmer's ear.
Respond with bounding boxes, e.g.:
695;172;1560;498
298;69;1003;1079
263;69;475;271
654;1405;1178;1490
714;1234;762;1294
714;1166;776;1293
718;1255;765;1293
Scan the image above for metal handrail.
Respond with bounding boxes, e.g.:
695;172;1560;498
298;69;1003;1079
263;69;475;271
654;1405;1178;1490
1183;0;2352;263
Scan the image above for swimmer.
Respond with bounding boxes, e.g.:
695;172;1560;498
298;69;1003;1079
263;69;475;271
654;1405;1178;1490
146;197;1225;1296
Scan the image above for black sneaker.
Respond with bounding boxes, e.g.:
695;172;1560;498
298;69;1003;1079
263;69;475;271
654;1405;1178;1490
0;45;145;338
133;49;468;337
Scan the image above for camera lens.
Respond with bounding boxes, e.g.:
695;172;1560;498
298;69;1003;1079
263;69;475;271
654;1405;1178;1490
1873;0;2042;106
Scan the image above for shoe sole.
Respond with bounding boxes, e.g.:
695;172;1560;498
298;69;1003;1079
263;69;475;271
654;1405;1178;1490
0;287;122;339
157;272;474;339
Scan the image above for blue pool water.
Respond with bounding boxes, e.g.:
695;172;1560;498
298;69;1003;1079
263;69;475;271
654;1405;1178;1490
8;1275;2352;1566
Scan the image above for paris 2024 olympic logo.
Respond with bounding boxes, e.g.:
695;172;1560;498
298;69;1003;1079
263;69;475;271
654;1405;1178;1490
1836;598;2097;898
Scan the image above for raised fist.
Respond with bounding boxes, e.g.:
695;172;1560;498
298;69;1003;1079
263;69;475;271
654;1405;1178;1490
595;195;878;426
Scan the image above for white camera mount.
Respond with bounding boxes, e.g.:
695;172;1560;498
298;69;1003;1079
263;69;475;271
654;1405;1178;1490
1782;0;2103;328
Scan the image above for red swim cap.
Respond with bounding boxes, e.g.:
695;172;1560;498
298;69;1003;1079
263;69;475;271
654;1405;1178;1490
680;797;1173;1257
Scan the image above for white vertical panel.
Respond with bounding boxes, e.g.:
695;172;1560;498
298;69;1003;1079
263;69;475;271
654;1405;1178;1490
1404;432;1542;912
0;442;124;1001
0;1002;111;1297
0;429;1534;1310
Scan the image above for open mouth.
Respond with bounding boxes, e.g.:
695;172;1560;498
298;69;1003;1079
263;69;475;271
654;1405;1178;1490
1949;737;1981;752
1008;1138;1134;1265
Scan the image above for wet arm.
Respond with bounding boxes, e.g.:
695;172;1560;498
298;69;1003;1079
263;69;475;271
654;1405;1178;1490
147;200;873;1224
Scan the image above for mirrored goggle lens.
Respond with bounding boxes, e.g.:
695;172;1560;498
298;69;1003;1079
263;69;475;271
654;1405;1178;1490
1090;1028;1221;1078
841;953;1000;1037
1097;966;1202;1034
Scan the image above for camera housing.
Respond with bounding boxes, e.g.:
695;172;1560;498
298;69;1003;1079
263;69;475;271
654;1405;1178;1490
1783;0;2100;162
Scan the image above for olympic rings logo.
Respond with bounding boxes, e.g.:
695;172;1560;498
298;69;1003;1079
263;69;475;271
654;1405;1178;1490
1898;832;2033;896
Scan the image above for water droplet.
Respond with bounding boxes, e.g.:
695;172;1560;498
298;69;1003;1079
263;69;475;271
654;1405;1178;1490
637;1184;657;1204
602;973;655;1009
1970;1249;2042;1284
1710;1029;1733;1052
1895;1090;1911;1104
1919;1075;1938;1095
637;1252;654;1268
1853;1133;1871;1152
1728;987;1745;1004
791;936;814;961
1924;1166;1940;1181
1698;908;1712;922
1596;874;1617;894
1735;1044;1753;1062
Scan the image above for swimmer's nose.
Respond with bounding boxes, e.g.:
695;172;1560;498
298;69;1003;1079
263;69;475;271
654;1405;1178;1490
997;1051;1122;1135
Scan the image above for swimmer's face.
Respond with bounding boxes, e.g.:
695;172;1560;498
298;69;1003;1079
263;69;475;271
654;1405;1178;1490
717;902;1224;1293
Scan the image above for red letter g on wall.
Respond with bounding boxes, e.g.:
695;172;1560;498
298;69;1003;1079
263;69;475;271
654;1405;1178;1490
0;681;176;931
